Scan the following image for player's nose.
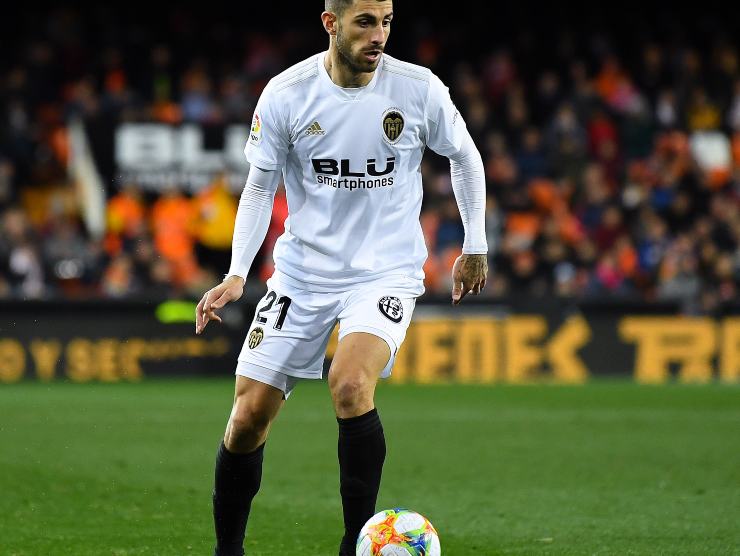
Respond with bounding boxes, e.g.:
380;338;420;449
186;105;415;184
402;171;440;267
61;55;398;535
369;23;385;45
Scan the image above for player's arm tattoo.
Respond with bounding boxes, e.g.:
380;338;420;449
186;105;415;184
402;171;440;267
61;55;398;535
457;254;488;283
451;253;488;303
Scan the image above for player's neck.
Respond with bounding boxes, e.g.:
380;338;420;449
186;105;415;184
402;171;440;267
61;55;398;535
324;49;375;88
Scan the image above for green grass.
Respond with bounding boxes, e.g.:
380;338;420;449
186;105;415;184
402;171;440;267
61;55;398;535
1;379;739;555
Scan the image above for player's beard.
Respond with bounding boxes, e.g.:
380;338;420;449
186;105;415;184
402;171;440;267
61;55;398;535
336;25;381;74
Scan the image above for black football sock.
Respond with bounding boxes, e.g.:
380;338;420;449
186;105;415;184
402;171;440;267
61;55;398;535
337;408;386;555
213;440;265;556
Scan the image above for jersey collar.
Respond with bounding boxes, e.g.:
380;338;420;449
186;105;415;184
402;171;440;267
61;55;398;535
318;50;383;101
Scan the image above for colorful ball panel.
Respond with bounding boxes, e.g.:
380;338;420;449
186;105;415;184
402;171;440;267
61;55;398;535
356;508;441;556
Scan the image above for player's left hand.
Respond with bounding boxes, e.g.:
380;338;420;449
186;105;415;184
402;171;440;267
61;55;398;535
195;275;245;334
451;253;488;305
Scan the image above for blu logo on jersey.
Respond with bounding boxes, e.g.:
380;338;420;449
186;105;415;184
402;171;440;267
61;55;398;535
312;157;396;177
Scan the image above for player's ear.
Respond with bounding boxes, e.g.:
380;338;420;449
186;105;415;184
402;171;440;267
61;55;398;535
321;11;338;36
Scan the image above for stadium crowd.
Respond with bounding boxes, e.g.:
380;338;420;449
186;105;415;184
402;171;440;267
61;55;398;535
2;7;740;313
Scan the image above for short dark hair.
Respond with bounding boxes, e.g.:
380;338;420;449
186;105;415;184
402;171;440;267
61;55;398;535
325;0;387;17
325;0;353;17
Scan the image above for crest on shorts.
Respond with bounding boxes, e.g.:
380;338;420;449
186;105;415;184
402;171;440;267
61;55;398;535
378;296;403;323
382;108;404;144
247;327;264;349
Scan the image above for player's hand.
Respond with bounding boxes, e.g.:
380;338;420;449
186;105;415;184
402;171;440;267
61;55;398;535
451;253;488;305
195;275;245;334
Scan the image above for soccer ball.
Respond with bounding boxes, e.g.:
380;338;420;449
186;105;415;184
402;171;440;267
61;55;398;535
356;508;441;555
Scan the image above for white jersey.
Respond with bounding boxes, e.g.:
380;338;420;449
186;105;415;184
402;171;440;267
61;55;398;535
244;52;468;294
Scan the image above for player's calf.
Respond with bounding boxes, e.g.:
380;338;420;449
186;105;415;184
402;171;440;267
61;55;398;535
213;377;284;556
328;333;391;555
336;407;386;555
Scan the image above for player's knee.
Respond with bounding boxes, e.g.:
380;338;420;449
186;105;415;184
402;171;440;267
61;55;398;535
330;374;373;413
229;404;272;443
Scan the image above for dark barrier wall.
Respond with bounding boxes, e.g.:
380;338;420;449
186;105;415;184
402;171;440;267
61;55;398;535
1;299;739;384
0;300;242;383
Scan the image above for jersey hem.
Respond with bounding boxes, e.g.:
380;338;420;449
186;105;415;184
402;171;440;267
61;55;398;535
236;357;324;380
272;267;425;296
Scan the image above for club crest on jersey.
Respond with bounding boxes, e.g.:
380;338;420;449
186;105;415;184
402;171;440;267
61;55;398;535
247;327;264;349
249;113;262;145
378;296;403;323
382;108;404;144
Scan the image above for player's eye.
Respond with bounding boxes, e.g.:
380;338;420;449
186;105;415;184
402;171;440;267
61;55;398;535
383;19;391;27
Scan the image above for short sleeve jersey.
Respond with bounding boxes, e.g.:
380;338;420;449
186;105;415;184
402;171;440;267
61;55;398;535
245;52;466;294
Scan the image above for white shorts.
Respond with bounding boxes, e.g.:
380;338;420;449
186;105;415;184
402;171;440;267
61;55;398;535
235;271;419;398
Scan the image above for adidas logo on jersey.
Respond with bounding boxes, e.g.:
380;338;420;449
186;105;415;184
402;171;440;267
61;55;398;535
304;121;326;136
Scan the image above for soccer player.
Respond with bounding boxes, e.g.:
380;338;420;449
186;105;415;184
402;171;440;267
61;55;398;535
195;1;488;554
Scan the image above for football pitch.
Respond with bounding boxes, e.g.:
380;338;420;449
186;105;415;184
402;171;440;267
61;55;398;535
1;379;738;556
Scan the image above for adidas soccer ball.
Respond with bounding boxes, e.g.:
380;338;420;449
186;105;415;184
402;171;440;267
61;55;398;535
356;508;441;555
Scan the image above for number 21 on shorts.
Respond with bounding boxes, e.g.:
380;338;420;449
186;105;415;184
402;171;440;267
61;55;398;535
255;290;292;330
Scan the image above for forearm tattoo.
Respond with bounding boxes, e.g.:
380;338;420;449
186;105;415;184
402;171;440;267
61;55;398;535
459;254;488;281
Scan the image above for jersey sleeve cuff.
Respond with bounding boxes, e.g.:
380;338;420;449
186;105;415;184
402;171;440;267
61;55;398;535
246;156;282;171
225;270;248;281
461;245;488;255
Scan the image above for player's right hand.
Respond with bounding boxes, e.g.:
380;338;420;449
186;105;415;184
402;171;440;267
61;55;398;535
451;253;488;305
195;275;245;334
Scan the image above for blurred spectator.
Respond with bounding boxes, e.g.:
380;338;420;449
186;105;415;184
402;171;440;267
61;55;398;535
435;197;466;254
194;172;237;277
150;186;199;288
593;204;626;252
42;215;101;296
180;61;220;123
0;208;45;298
728;80;740;131
687;88;721;131
657;235;702;311
0;159;14;207
105;183;146;257
656;90;680;129
545;102;588;181
515;127;548;184
101;253;136;298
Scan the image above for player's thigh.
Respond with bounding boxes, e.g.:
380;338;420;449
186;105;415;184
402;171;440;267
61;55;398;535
335;286;417;380
328;331;392;391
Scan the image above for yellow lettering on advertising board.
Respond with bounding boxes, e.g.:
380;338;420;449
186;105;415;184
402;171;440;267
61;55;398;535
457;318;499;383
505;316;546;383
415;320;454;383
95;339;118;382
0;336;231;383
29;339;61;381
547;315;591;383
120;339;145;381
0;339;25;383
619;318;716;383
720;318;740;383
6;315;740;384
66;338;95;382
